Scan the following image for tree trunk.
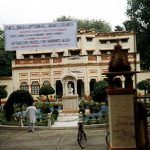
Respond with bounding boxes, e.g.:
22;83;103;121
46;95;49;102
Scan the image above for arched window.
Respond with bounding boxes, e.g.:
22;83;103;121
31;81;40;95
20;82;29;91
43;80;50;86
56;80;63;98
114;77;122;88
90;79;96;95
77;79;84;98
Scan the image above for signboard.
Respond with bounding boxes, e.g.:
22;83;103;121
4;21;77;51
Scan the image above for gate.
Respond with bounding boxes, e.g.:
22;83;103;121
135;96;150;149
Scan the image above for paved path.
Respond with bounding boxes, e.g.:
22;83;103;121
51;113;79;128
0;128;107;150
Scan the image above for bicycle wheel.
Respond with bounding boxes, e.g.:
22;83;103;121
105;132;110;149
78;130;87;149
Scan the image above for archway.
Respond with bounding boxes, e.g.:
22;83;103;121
56;80;63;98
61;72;78;112
89;79;96;95
113;77;122;88
77;79;84;98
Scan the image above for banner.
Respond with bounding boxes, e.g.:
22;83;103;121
4;21;77;51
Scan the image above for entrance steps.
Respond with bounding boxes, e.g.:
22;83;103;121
51;113;79;128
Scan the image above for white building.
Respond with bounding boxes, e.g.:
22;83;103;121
0;29;141;102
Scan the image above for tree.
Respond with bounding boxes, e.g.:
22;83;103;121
0;29;16;76
124;0;150;70
0;88;7;107
55;16;112;32
92;80;108;103
136;80;150;95
39;85;55;102
114;25;124;31
4;90;33;121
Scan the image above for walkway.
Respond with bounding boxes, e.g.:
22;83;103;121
51;113;79;128
0;128;107;150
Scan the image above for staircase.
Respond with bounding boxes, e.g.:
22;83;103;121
51;113;79;128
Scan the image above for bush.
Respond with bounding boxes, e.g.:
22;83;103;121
52;109;59;120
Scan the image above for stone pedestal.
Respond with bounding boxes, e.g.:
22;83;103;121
107;89;137;150
62;95;79;113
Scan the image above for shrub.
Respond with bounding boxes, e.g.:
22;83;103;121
52;109;59;120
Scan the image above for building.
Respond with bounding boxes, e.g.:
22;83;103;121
0;29;141;102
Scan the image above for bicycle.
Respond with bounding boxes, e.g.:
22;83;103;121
77;122;87;149
105;130;110;149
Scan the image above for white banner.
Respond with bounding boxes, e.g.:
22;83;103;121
4;21;77;51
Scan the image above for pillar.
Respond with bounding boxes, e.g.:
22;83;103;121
107;89;137;150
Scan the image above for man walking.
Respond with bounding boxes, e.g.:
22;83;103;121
26;104;37;132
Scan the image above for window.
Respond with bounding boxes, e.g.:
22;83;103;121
70;50;80;56
101;51;108;55
121;38;128;43
20;82;29;91
45;53;51;58
33;54;41;58
23;54;30;59
99;40;107;44
110;39;118;43
77;37;81;42
86;37;93;42
31;81;40;95
87;51;93;56
57;52;64;57
90;79;96;95
43;80;50;86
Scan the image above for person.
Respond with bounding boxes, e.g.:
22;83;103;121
26;103;37;132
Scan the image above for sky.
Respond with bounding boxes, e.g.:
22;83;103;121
0;0;128;30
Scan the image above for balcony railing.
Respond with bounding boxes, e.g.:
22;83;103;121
15;58;50;65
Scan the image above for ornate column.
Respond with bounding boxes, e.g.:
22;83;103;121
103;44;139;150
74;79;77;95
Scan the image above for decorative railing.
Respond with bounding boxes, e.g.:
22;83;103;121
15;58;50;65
53;57;62;63
88;55;97;61
101;55;111;61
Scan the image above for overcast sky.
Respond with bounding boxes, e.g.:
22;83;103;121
0;0;128;30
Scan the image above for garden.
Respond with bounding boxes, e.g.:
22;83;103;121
78;99;108;125
0;80;109;127
0;101;62;126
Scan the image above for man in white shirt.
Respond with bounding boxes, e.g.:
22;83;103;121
26;104;37;132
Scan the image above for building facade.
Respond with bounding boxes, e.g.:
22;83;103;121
0;29;141;101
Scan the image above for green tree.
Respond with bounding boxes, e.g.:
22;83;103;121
39;85;55;102
0;88;7;107
114;25;124;31
92;80;108;103
124;0;150;70
4;90;33;121
136;80;150;95
0;29;16;76
55;16;112;32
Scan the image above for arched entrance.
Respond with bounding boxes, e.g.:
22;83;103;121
61;72;78;112
56;80;63;98
89;79;96;95
77;79;84;99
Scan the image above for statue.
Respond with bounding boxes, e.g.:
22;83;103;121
67;83;73;95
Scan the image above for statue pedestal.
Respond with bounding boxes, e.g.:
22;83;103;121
62;95;79;113
107;89;137;150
